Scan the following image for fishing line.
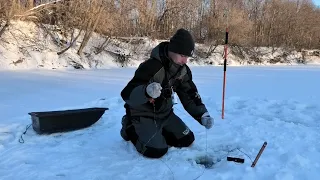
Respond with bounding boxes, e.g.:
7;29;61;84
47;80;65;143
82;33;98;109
173;106;209;180
136;103;255;180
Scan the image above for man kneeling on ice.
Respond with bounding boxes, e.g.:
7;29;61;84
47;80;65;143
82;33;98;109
120;28;214;158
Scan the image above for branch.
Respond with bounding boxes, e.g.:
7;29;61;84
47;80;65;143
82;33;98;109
94;36;110;55
37;23;62;46
158;6;180;22
57;30;83;55
0;21;10;38
13;0;63;20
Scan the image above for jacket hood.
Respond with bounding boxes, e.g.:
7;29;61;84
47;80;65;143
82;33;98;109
150;42;183;73
150;41;169;61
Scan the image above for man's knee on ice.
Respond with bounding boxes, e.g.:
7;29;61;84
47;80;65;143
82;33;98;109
177;131;195;147
163;129;195;148
137;145;168;158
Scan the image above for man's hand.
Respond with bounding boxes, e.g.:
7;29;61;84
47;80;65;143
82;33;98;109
201;112;213;129
146;82;162;99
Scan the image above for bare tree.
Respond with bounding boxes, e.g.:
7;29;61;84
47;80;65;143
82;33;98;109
1;0;319;56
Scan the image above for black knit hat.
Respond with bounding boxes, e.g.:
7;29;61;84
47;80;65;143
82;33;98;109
168;28;195;57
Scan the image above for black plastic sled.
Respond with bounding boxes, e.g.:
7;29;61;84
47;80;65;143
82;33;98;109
28;107;108;134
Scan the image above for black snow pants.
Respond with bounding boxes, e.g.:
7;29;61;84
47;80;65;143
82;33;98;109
121;110;195;158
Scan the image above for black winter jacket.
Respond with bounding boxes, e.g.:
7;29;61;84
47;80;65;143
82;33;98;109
121;42;208;124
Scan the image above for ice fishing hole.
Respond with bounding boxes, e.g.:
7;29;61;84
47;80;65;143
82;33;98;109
195;155;214;168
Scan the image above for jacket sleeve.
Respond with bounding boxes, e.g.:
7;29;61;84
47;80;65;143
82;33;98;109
175;66;208;124
121;58;163;106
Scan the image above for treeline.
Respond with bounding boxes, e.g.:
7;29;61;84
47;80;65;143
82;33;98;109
1;0;319;51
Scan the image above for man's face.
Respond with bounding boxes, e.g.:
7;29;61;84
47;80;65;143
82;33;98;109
169;52;189;66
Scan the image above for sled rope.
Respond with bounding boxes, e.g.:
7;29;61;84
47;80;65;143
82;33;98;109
19;124;32;143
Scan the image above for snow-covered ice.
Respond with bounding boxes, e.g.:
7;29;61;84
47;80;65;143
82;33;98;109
1;65;320;180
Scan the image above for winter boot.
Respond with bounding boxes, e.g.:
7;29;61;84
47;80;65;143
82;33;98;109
120;115;130;141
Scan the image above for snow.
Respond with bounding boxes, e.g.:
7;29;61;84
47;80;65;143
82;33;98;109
1;65;320;180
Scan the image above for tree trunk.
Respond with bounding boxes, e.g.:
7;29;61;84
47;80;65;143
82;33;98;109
77;5;104;55
0;21;9;38
57;30;82;55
